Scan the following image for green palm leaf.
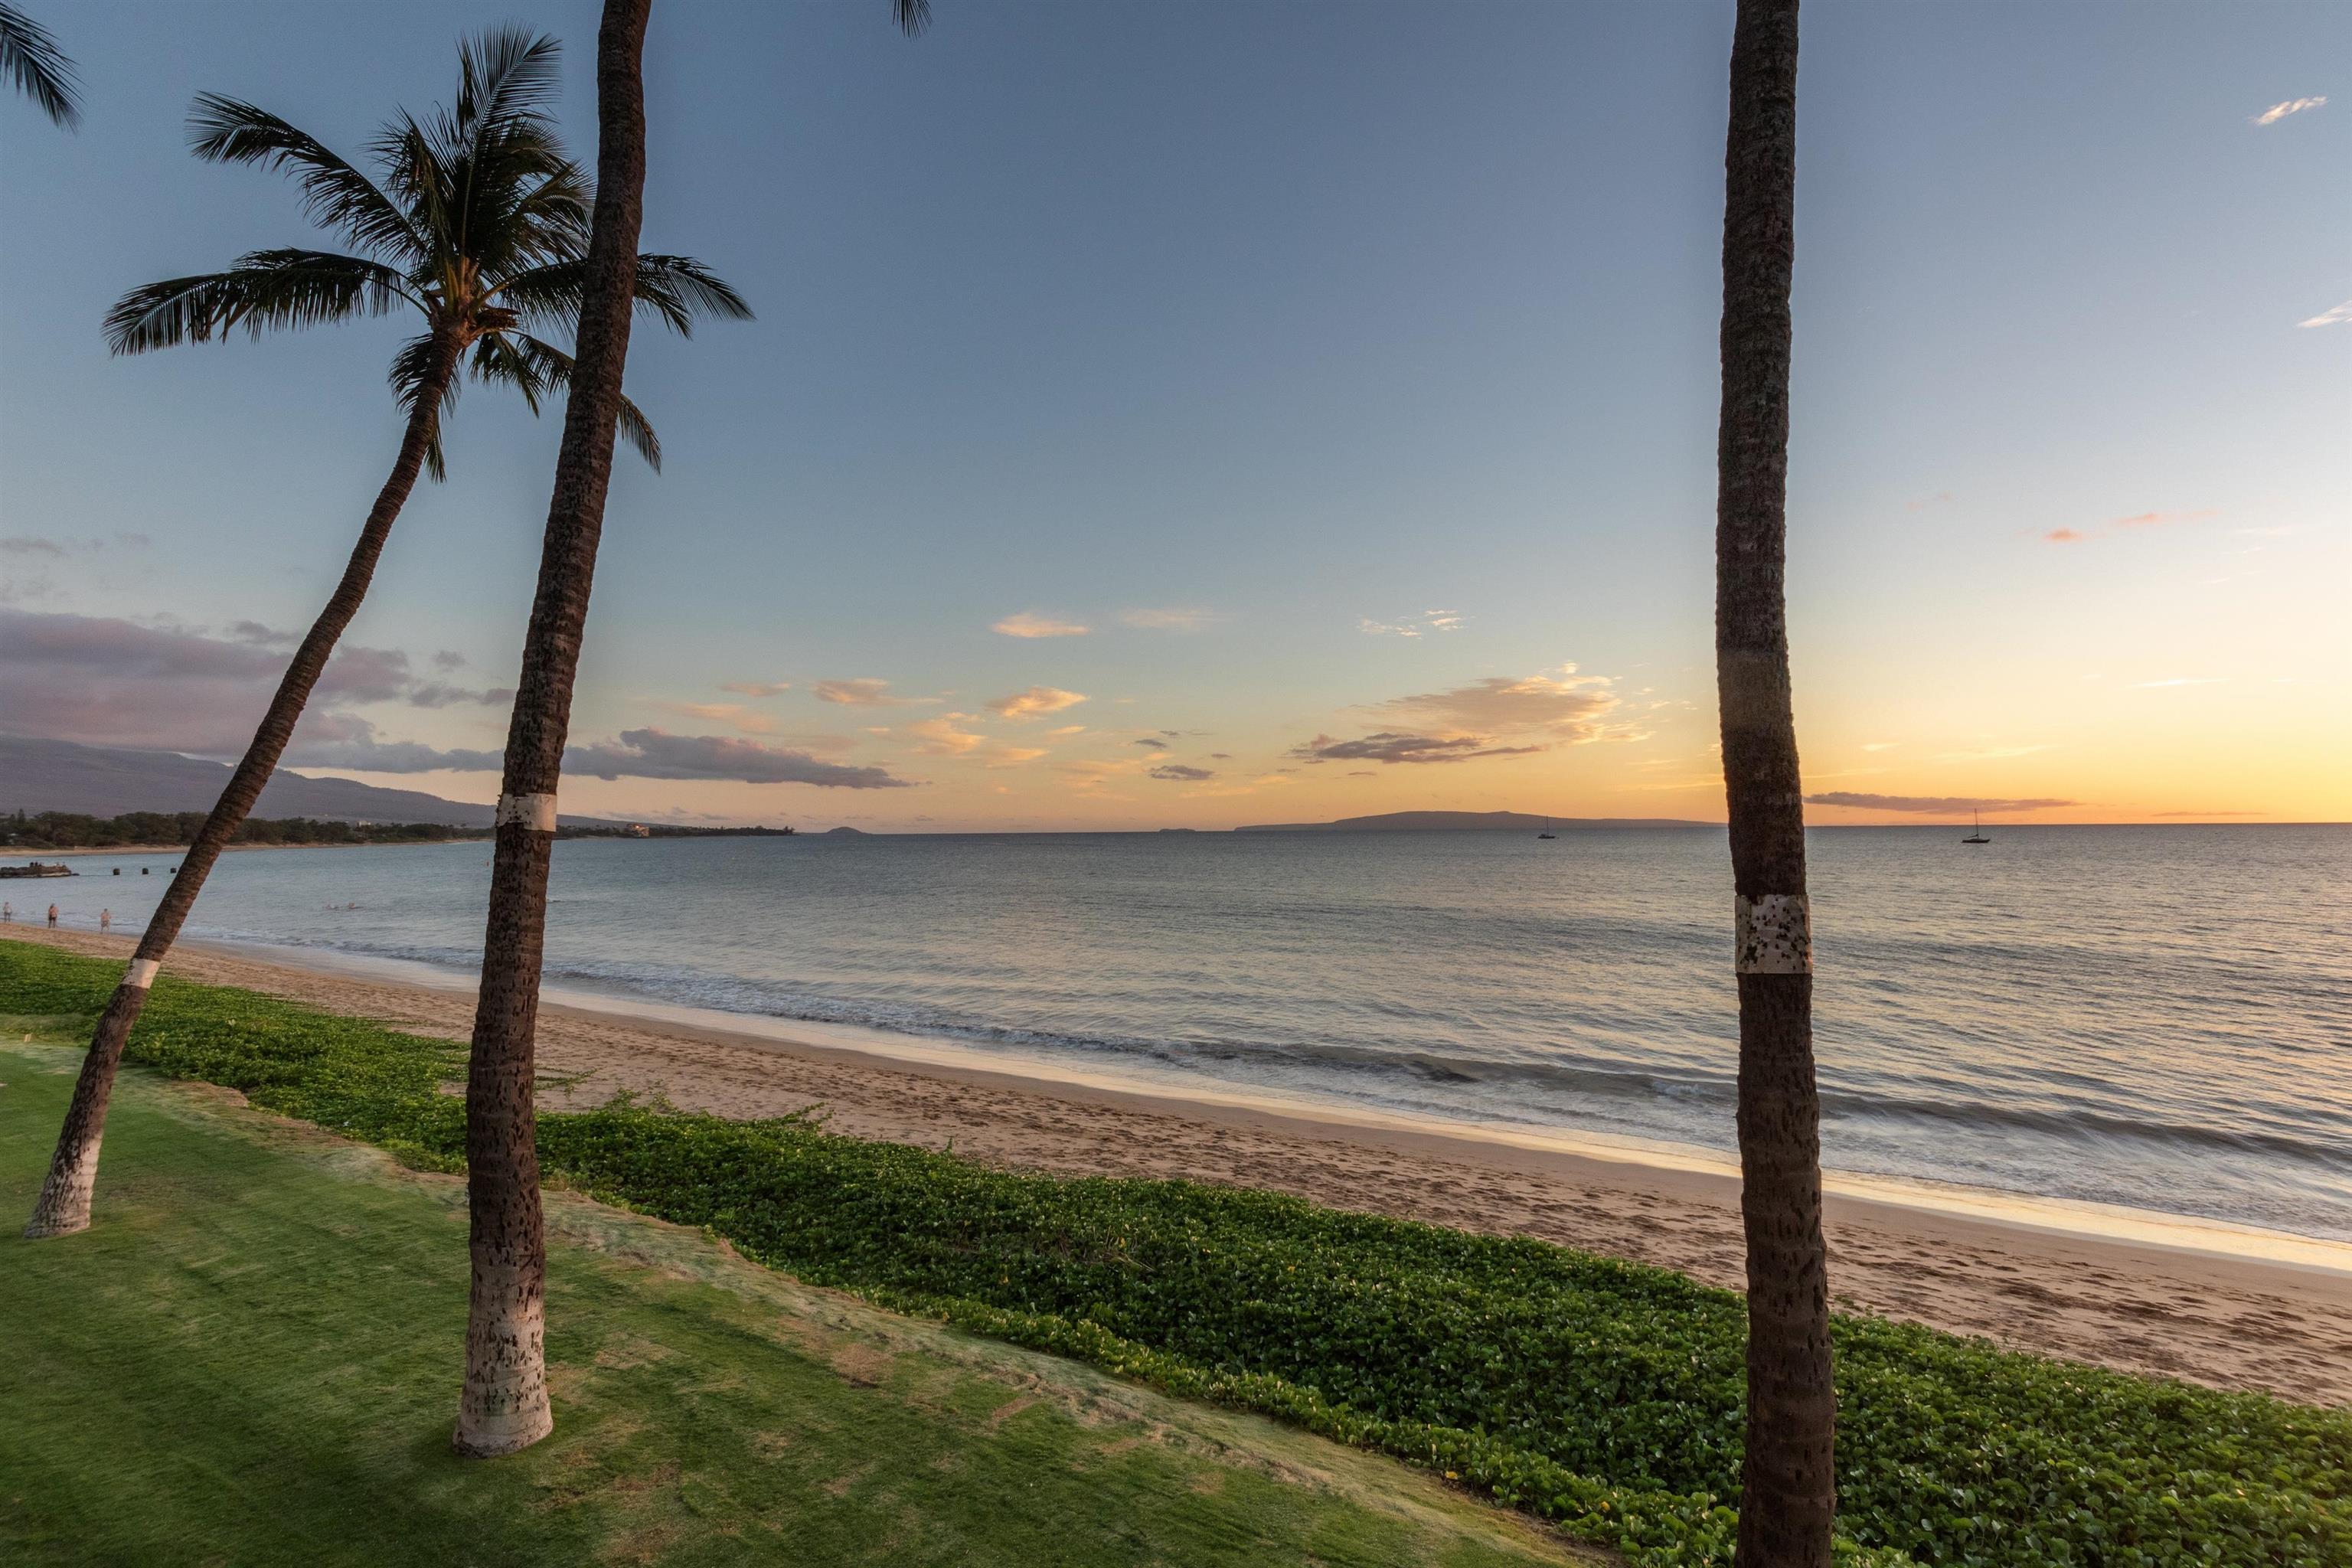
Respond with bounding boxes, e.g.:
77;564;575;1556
497;255;753;338
189;96;424;266
0;2;80;129
105;250;414;353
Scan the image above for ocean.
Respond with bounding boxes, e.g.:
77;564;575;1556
20;824;2350;1242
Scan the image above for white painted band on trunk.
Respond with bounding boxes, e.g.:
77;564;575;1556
1735;893;1812;974
124;959;161;990
495;792;558;832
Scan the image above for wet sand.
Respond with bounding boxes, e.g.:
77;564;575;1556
13;925;2349;1405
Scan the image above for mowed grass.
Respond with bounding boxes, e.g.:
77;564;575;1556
0;1035;1599;1568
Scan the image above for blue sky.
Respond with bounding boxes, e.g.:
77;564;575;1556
2;2;2344;828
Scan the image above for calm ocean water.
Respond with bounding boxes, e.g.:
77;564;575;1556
21;825;2351;1240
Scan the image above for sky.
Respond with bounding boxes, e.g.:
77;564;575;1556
2;1;2345;831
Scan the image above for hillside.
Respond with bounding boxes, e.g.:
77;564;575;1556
0;736;615;828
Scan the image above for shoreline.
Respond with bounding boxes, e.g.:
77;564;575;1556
9;924;2349;1403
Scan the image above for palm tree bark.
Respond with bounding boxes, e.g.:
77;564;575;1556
1714;2;1833;1563
452;0;651;1459
24;330;462;1241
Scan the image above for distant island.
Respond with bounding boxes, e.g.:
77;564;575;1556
1233;810;1713;834
824;825;869;835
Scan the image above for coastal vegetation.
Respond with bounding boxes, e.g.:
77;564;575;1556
23;25;746;1243
0;1025;1586;1568
7;939;2344;1568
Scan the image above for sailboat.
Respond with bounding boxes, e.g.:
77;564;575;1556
1961;809;1990;845
1537;818;1557;840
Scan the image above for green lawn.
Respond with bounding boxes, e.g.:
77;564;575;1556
0;1036;1596;1568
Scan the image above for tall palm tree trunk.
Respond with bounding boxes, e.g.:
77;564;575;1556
24;332;462;1242
453;0;650;1459
1714;2;1833;1563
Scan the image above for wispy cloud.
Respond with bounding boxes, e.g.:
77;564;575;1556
2252;96;2326;126
1805;792;2074;815
2298;300;2352;328
1289;732;1545;765
720;680;792;697
1368;666;1618;740
1292;665;1623;768
2044;528;2086;544
1057;757;1143;792
2133;677;2226;688
657;701;776;734
568;729;911;789
1121;607;1223;632
1149;763;1214;782
1132;737;1168;750
1860;741;1900;753
0;609;496;755
992;612;1090;639
1935;743;2050;762
1359;609;1466;639
813;678;931;707
986;686;1087;720
904;717;985;756
2112;508;2215;528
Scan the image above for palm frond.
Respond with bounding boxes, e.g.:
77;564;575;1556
188;96;424;264
0;2;80;129
105;250;415;354
495;162;594;273
387;332;465;481
893;0;933;39
453;29;561;147
468;332;552;416
452;118;582;273
495;254;752;338
369;109;454;275
500;333;662;470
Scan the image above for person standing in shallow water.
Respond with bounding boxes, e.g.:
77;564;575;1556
47;905;59;927
99;910;112;933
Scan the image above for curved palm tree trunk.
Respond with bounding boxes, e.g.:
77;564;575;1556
1714;2;1833;1563
24;332;462;1242
453;0;650;1459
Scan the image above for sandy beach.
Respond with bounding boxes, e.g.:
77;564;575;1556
13;924;2349;1406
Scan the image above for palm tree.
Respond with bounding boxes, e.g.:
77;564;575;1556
453;0;929;1460
1712;0;1833;1562
1;2;80;128
24;27;749;1243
